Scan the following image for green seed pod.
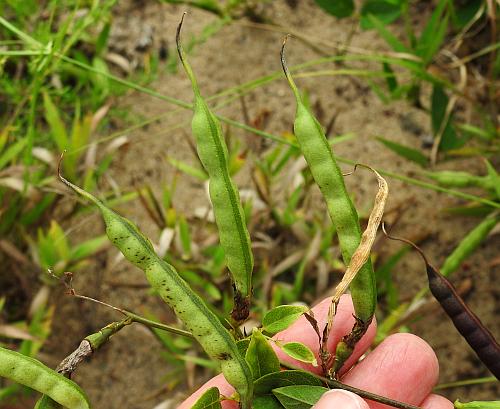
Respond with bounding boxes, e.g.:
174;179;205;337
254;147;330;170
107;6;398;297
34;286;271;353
441;212;499;276
58;164;253;408
176;14;254;322
35;395;63;409
0;347;90;409
455;400;500;409
332;341;352;373
423;170;493;191
280;38;376;324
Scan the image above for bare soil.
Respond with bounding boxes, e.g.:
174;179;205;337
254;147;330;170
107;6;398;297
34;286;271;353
2;0;498;407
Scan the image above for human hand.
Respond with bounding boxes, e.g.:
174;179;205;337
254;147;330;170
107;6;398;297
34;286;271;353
179;294;453;409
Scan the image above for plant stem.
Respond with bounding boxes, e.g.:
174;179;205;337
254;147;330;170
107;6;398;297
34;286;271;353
3;17;497;208
124;310;194;339
323;376;421;409
65;286;194;339
433;376;497;390
281;361;421;409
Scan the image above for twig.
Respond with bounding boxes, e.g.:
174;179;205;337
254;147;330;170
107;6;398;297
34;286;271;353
280;361;421;409
56;318;130;375
58;271;194;339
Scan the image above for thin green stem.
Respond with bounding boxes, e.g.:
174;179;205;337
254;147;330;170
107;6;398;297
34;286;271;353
69;292;194;339
334;156;500;209
124;310;194;339
433;376;497;391
84;318;131;351
54;56;500;208
2;15;498;211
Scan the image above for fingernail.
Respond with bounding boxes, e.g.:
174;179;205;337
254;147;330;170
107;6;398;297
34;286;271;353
312;389;366;409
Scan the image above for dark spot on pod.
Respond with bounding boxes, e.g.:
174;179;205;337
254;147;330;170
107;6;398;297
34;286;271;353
216;352;232;361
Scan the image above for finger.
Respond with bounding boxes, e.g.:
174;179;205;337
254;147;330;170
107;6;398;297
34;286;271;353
421;394;454;409
272;294;377;374
178;374;238;409
312;389;370;409
342;333;443;409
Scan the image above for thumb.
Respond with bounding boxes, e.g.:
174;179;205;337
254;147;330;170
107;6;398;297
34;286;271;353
312;389;369;409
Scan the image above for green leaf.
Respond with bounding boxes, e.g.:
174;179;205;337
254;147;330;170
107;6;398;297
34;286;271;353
70;235;108;260
454;400;500;409
375;246;407;311
376;136;428;167
175;354;219;370
34;395;63;409
431;85;466;151
456;124;492;141
179;270;221;301
0;131;7;152
452;0;482;28
237;338;251;357
382;62;398;93
273;385;328;409
246;330;280;380
0;138;27;170
21;193;56;227
313;0;354;18
360;0;402;30
167;156;208;180
431;85;448;133
483;159;500;199
253;395;284;409
95;21;111;56
70;113;92;155
178;215;192;259
416;0;448;64
262;305;309;335
366;79;390;103
279;342;317;366
192;387;222;409
43;91;68;152
366;14;409;53
91;56;110;98
443;204;492;217
48;220;70;261
254;370;323;395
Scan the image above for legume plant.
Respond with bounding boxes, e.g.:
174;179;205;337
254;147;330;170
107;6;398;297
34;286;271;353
1;14;498;409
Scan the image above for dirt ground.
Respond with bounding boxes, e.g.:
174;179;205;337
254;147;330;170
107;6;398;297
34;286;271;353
4;0;499;407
